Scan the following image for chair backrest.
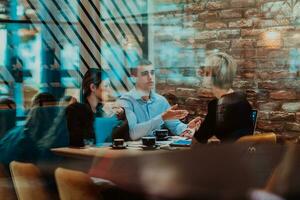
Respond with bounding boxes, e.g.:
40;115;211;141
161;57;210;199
0;164;17;200
235;133;277;144
264;145;300;198
55;168;102;200
0;109;16;138
9;161;51;200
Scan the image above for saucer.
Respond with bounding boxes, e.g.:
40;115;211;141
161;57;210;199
141;145;159;150
156;136;169;141
111;144;127;149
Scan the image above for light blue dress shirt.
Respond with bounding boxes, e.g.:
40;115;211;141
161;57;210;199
118;89;187;140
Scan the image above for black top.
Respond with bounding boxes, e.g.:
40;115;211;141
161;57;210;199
194;92;254;143
66;102;95;147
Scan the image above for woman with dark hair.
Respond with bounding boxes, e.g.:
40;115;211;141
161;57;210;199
0;92;58;165
31;92;57;107
193;52;253;144
66;68;110;147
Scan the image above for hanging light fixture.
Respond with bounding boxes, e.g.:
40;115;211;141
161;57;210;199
260;30;282;49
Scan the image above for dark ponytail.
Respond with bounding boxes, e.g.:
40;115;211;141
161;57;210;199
82;68;102;103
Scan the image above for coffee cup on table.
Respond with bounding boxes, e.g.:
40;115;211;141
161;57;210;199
142;137;156;147
113;138;125;147
154;129;169;141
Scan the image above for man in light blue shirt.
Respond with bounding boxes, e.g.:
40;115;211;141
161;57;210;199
118;59;201;140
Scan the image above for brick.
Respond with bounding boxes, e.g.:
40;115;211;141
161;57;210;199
259;19;290;27
231;39;256;48
268;49;289;59
245;89;258;98
233;80;255;89
156;78;167;84
242;50;256;58
176;87;197;96
197;88;214;98
195;31;217;40
238;60;257;69
238;70;255;79
257;120;284;132
269;111;295;121
206;1;228;10
283;79;300;89
283;37;300;48
244;8;261;18
156;84;176;94
229;19;253;28
258;81;285;90
257;61;277;69
219;9;242;18
296;112;300;122
258;102;281;111
206;40;231;50
285;122;300;132
282;102;300;112
229;49;243;59
218;29;240;39
257;70;290;80
241;29;264;37
258;111;270;120
192;22;205;29
198;11;218;21
185;3;205;14
254;90;269;100
230;0;256;8
185;97;202;105
182;77;201;86
270;90;297;100
167;78;185;85
205;22;227;29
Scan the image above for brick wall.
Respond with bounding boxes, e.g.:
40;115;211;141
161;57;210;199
153;0;300;135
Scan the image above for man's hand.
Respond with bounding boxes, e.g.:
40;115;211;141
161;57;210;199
187;117;202;131
162;104;188;121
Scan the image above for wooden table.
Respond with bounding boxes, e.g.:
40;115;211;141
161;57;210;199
88;144;290;199
51;141;188;159
52;143;294;199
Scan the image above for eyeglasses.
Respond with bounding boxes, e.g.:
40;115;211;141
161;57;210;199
140;70;155;77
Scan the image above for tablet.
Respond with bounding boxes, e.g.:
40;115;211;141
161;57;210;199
170;139;192;147
252;109;258;134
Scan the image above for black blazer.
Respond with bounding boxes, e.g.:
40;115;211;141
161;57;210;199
194;92;254;143
66;102;95;147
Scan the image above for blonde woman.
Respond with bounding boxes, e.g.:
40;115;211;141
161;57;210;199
193;52;254;144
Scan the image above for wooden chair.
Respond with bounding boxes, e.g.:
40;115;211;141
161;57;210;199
9;161;52;200
264;145;299;197
236;133;277;144
0;164;16;200
55;167;103;200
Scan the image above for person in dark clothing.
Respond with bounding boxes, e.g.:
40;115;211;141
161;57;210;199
0;97;16;138
66;68;111;147
193;52;253;144
31;92;57;107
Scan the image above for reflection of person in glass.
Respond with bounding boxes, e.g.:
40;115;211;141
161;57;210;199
193;52;253;144
118;58;201;140
66;69;110;147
